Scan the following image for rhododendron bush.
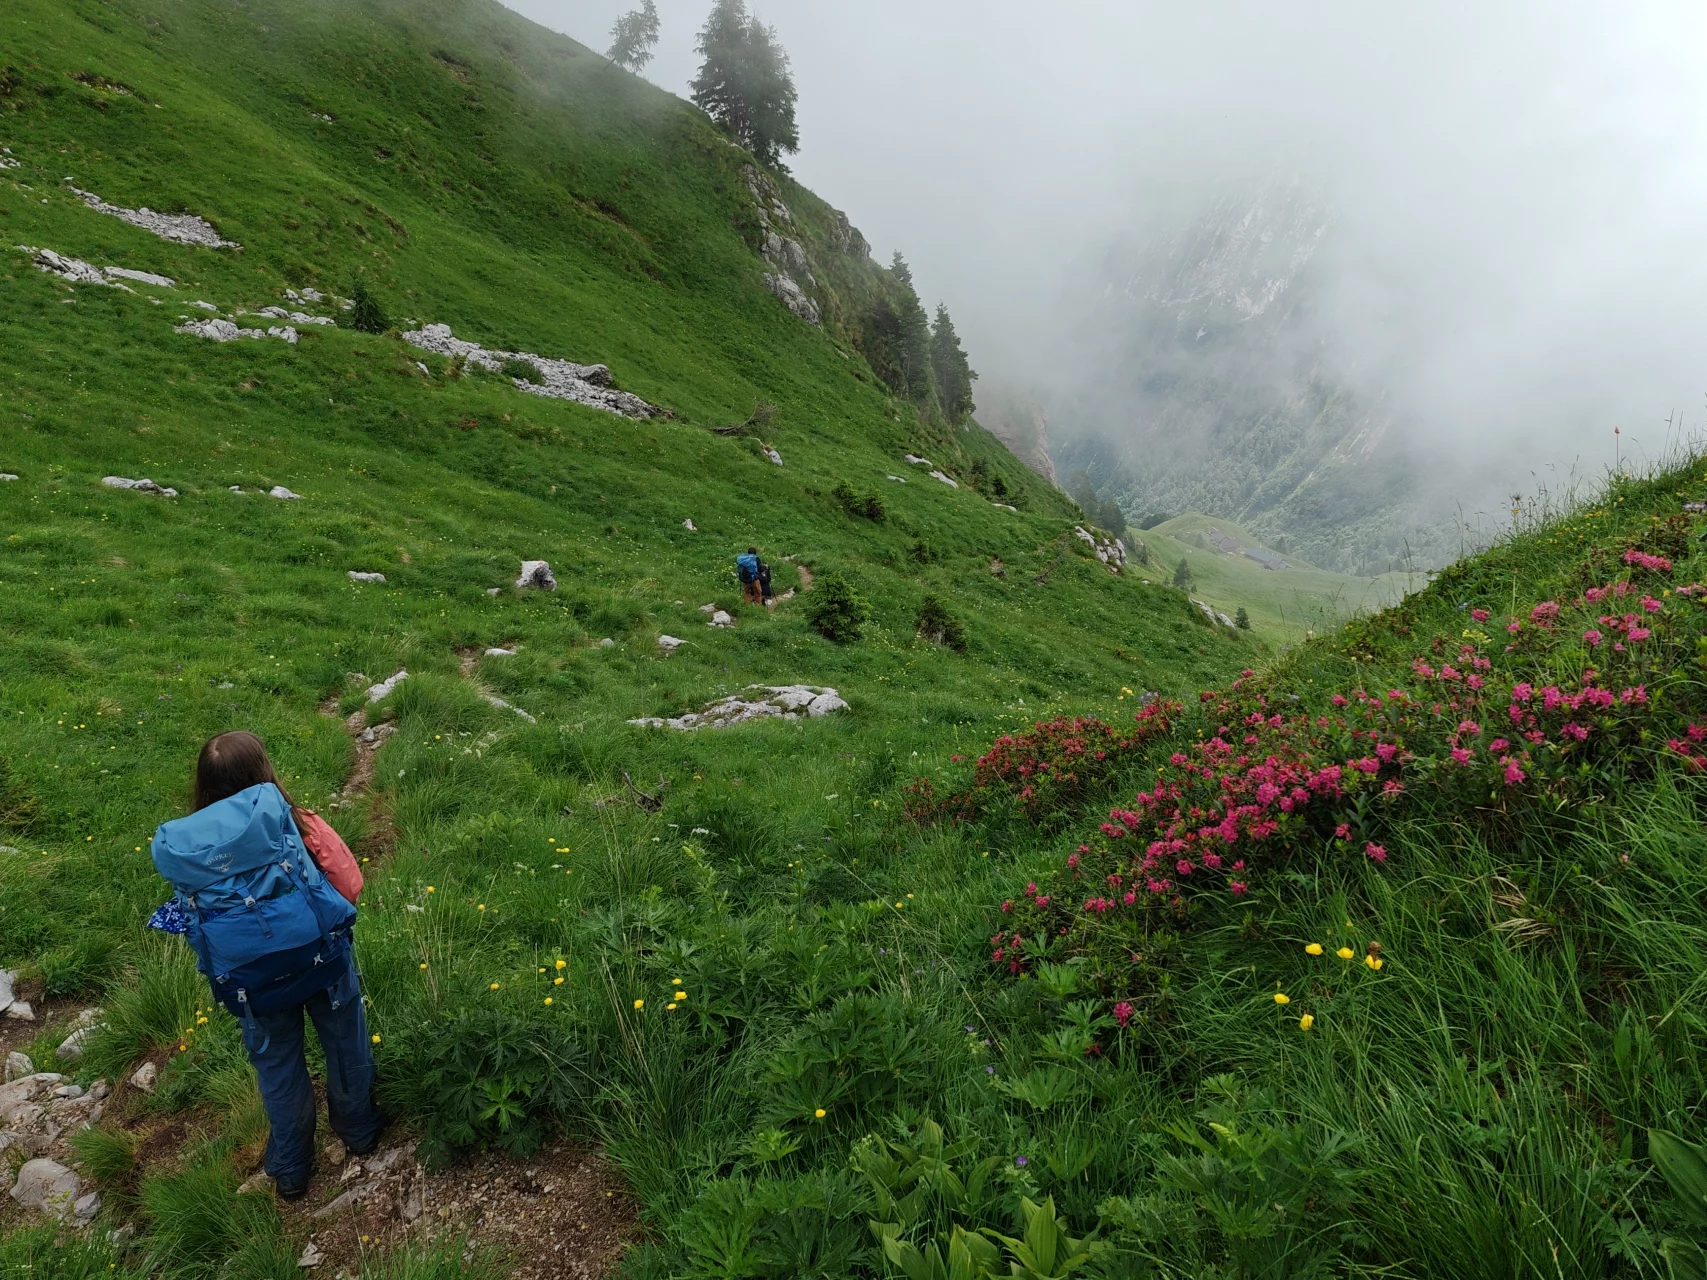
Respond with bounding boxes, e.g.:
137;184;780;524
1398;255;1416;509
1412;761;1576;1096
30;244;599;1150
971;554;1707;997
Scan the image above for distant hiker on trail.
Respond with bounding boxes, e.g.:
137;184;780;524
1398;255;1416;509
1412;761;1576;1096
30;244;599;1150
737;545;762;605
147;731;388;1200
758;557;776;610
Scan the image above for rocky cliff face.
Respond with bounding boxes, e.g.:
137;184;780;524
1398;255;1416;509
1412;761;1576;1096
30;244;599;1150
1049;182;1456;575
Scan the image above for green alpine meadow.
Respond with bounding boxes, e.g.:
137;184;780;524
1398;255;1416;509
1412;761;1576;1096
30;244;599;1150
1;1;1705;1278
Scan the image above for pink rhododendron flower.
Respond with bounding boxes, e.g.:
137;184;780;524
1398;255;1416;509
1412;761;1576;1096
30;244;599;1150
1365;842;1388;863
1503;760;1526;784
1472;608;1490;621
1114;1001;1134;1027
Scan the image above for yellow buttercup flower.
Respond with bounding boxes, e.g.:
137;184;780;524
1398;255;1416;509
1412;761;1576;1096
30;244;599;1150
371;1034;382;1044
419;963;428;970
633;999;644;1010
666;1002;677;1011
674;991;687;1001
489;983;500;990
555;959;567;970
477;904;486;912
1273;992;1290;1005
554;977;564;986
543;998;553;1006
1298;1014;1315;1031
813;1108;826;1119
1304;943;1324;956
426;886;435;893
1365;955;1384;971
1336;947;1355;960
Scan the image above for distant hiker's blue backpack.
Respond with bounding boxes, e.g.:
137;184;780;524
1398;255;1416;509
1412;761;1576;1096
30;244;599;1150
151;784;357;1032
736;553;760;584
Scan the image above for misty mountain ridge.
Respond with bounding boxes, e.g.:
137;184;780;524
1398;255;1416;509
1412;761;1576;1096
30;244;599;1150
1045;179;1465;576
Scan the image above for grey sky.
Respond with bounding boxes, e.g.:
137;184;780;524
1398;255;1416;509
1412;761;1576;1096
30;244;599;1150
507;1;1707;485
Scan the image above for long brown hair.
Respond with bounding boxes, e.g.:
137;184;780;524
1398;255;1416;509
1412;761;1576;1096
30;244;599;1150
193;731;310;826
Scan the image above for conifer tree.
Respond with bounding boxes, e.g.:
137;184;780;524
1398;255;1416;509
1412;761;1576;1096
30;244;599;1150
888;253;936;407
607;1;661;72
1172;557;1192;589
1235;606;1251;629
930;303;977;424
692;0;799;167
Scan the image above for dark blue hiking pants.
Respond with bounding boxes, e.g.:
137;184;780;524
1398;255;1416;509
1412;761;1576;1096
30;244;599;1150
238;965;383;1192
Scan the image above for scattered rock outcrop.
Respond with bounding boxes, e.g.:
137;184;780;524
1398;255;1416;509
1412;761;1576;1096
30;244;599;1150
28;248;113;286
0;474;16;482
66;184;239;248
175;317;298;345
929;470;959;488
102;476;178;497
1192;599;1237;627
516;560;557;591
0;149;16;171
245;306;334;327
270;485;301;500
707;610;735;629
657;635;686;653
905;454;932;467
762;445;784;466
347;571;386;583
629;685;848;731
401;324;657;419
1074;526;1128;572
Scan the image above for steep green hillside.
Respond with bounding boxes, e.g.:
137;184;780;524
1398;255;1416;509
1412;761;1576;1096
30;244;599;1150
7;4;1701;1280
1131;512;1419;639
0;0;1260;1275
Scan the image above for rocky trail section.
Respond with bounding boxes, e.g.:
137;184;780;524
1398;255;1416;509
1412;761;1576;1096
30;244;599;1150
402;325;657;419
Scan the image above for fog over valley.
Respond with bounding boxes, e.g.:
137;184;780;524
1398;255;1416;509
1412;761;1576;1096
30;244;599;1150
516;0;1707;568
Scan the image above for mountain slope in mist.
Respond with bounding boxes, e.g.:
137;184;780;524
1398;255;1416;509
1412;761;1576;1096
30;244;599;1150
1048;182;1460;575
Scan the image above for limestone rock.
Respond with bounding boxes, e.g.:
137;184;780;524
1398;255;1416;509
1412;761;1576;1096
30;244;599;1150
1074;526;1128;572
992;502;1018;512
401;324;656;418
482;694;536;724
0;969;14;1014
929;470;959;488
31;248;110;286
682;518;697;531
102;476;177;497
191;300;219;312
365;670;407;703
761;272;821;325
269;486;301;500
104;265;175;287
66;184;239;248
347;571;386;583
0;474;16;482
10;1158;80;1220
297;1240;325;1268
3;1053;31;1083
656;635;686;653
904;454;932;466
130;1059;160;1092
629;685;848;732
237;1172;272;1196
516;560;557;591
483;647;515;657
6;1001;33;1021
597;638;615;647
763;446;783;466
175;317;295;344
708;610;735;629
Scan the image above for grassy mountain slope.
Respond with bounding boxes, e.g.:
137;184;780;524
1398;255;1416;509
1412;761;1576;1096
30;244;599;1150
1131;512;1419;638
6;4;1702;1280
0;0;1261;1273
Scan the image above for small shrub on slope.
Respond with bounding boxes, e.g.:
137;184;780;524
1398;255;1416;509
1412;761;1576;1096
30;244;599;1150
806;572;869;643
342;277;390;334
915;594;966;652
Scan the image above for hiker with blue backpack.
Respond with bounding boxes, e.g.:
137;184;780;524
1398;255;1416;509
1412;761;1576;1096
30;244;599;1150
737;546;763;605
148;731;388;1199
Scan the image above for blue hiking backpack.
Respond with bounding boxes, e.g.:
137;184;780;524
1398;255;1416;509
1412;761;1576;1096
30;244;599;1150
151;784;357;1034
736;553;760;584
